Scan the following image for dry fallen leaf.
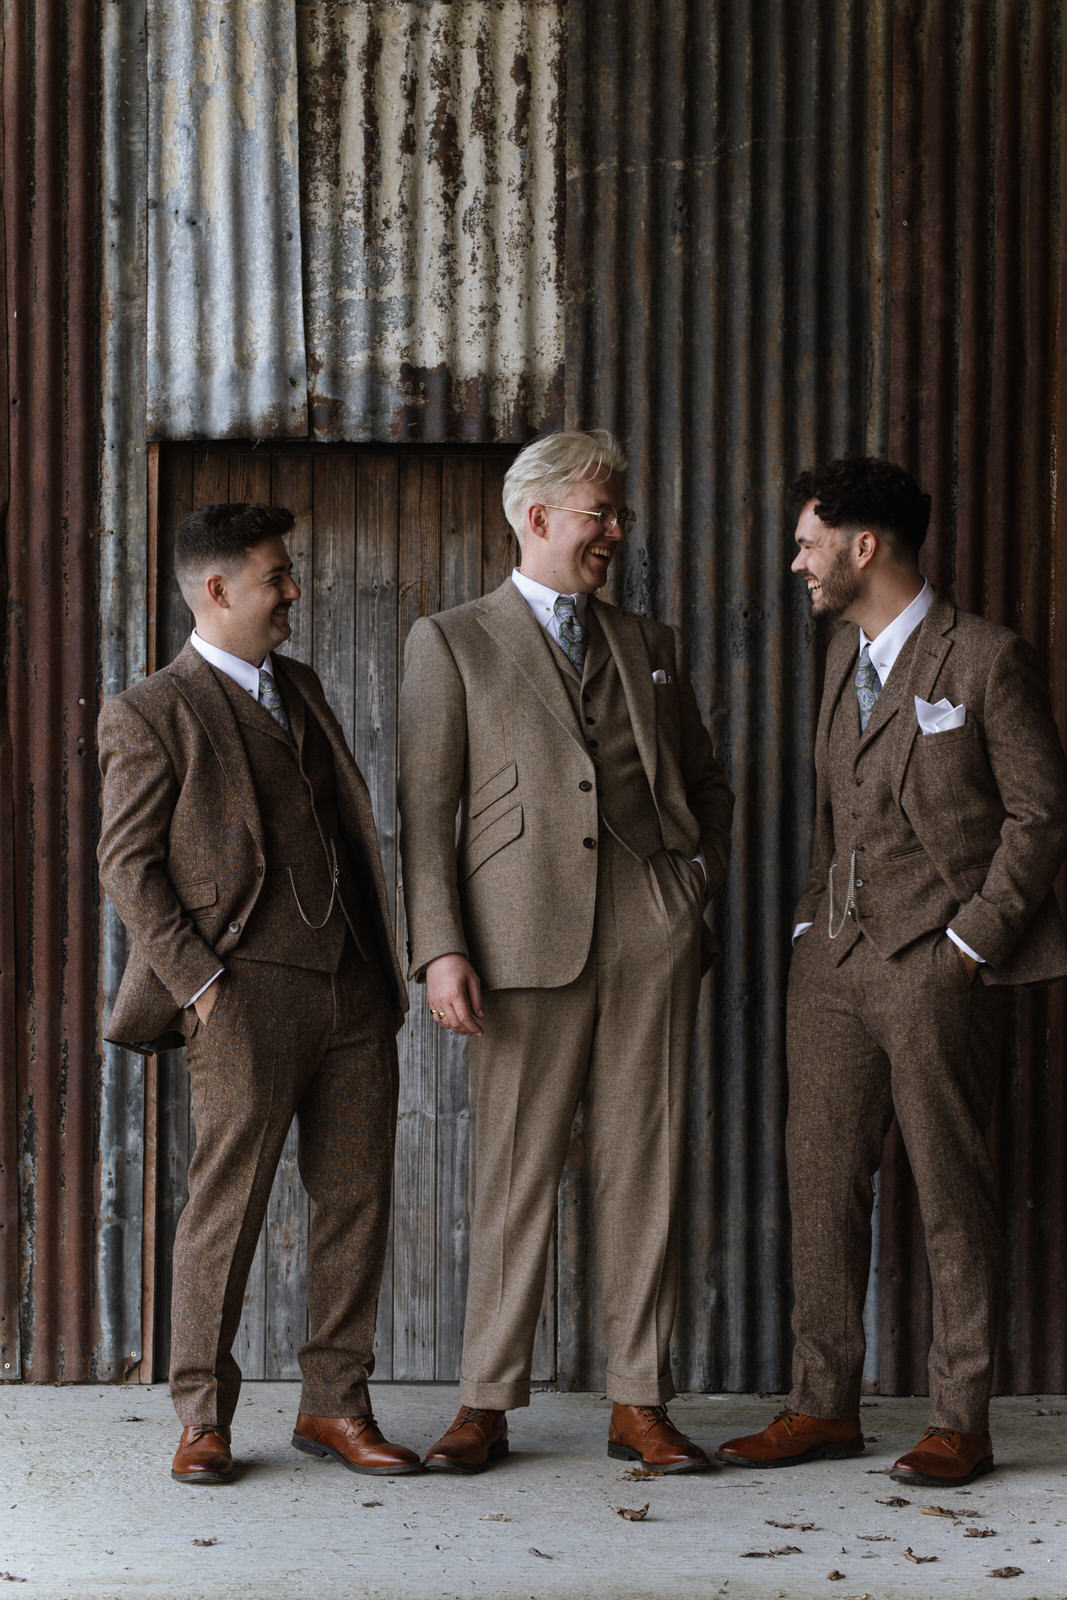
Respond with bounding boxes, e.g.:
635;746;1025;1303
361;1501;382;1508
964;1527;997;1539
826;1571;846;1582
988;1568;1024;1579
529;1548;552;1560
876;1496;911;1507
921;1505;958;1520
609;1503;649;1522
766;1519;816;1531
0;1578;27;1586
620;1466;662;1480
857;1533;893;1542
192;1538;218;1548
480;1513;512;1522
740;1546;802;1558
903;1548;936;1564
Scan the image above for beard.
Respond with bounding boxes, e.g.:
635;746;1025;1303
810;543;860;619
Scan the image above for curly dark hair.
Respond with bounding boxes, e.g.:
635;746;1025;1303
787;457;930;560
175;503;295;602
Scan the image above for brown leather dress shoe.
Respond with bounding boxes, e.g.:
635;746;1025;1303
423;1407;509;1473
171;1424;234;1485
715;1408;864;1467
292;1412;421;1475
890;1426;994;1487
607;1404;711;1473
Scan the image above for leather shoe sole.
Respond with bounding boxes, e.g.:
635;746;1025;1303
607;1442;710;1474
423;1439;510;1475
714;1437;865;1468
170;1465;234;1485
889;1454;994;1488
292;1431;422;1476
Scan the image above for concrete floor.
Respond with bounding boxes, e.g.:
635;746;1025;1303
1;1385;1065;1600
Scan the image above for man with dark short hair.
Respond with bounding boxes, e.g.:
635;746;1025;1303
99;503;419;1483
717;458;1067;1487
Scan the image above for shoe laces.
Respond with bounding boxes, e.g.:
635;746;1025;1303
634;1405;673;1434
453;1407;498;1431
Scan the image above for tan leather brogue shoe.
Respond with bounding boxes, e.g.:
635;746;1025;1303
715;1408;864;1467
171;1424;234;1485
423;1407;509;1473
292;1412;421;1475
890;1426;994;1487
607;1404;711;1473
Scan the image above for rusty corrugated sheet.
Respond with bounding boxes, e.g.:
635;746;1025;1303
564;0;1067;1398
146;0;308;439
1;0;100;1381
878;0;1067;1398
297;0;565;441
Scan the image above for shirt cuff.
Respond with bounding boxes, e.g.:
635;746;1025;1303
187;968;224;1007
792;921;813;945
691;852;708;891
946;928;985;964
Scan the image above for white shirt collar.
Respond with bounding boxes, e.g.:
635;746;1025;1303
190;630;271;699
859;580;933;686
510;567;588;629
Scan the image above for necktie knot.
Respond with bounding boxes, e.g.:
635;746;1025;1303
854;644;881;731
258;667;291;733
553;594;586;673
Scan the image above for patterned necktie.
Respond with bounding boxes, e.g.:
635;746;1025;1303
258;667;291;734
855;643;881;732
553;594;587;673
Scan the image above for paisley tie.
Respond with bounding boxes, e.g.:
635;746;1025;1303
258;667;291;734
855;644;881;732
553;595;586;673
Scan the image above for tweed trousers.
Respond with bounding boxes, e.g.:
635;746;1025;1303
785;927;1008;1434
458;833;706;1410
170;938;398;1427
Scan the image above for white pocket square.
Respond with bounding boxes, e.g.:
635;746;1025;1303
652;669;671;684
914;694;966;734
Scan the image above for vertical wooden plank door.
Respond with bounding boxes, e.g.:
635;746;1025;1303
150;442;557;1387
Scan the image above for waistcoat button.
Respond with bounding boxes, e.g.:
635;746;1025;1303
583;837;596;849
579;780;592;792
228;921;241;934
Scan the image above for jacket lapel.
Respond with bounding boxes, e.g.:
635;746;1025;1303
891;596;956;804
818;627;858;765
168;642;265;855
475;580;587;750
590;598;659;790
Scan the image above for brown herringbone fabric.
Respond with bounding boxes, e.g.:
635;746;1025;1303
786;596;1067;1432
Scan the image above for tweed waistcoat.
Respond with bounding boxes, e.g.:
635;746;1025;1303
214;670;372;971
553;609;664;860
824;629;962;960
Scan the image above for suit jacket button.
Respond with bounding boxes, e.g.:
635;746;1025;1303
583;837;596;849
579;780;592;792
228;920;241;934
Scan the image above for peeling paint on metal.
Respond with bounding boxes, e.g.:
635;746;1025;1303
147;1;308;438
297;0;565;440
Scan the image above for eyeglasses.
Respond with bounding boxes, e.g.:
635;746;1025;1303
541;504;637;535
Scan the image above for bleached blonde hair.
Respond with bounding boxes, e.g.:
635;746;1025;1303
502;429;628;544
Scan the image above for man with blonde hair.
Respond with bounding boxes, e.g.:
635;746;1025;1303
399;430;733;1472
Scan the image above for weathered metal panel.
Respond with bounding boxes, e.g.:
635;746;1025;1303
878;0;1067;1400
97;0;151;1383
1;0;100;1381
146;0;308;439
296;0;565;441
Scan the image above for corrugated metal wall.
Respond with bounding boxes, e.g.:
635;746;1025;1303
5;0;1066;1393
1;0;100;1381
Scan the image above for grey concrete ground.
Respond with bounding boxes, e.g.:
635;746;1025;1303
1;1384;1065;1600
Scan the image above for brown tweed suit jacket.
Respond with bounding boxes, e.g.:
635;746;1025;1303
795;595;1067;984
98;641;407;1053
397;578;733;990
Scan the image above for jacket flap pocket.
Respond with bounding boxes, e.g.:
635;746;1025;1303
470;760;518;819
175;877;218;911
461;803;523;881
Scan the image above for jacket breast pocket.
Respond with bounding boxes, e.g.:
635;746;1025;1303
460;802;524;882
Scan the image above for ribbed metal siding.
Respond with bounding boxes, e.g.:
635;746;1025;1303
565;0;1067;1396
146;0;308;438
1;0;100;1382
296;0;566;441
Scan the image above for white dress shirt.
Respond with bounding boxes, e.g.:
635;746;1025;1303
792;583;983;963
184;632;281;1004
